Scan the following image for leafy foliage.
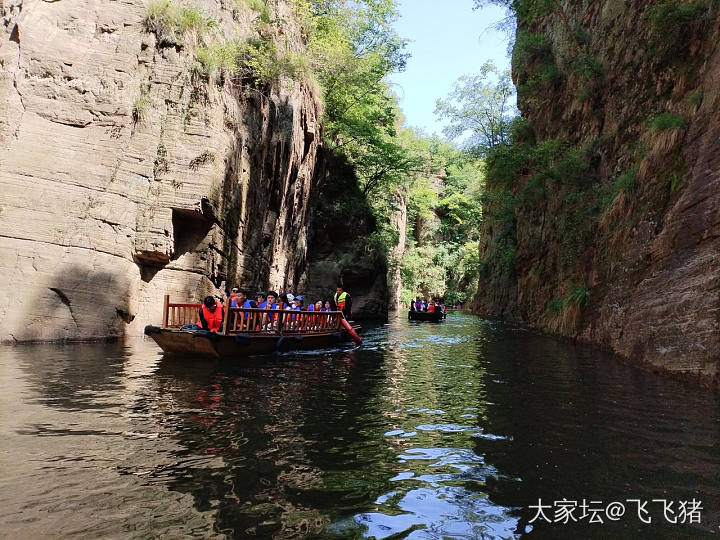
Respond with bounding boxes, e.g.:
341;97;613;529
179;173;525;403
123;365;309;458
646;1;709;43
647;113;686;132
547;285;588;314
144;1;218;47
435;62;517;156
300;0;411;198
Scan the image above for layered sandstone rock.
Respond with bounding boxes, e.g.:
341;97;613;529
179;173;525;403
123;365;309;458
0;0;323;341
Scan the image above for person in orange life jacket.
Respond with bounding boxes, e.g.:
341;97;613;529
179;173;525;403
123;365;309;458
314;300;323;312
428;300;436;313
332;285;351;316
256;292;266;306
197;296;224;332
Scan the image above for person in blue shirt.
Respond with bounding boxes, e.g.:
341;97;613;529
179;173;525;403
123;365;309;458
231;289;255;309
258;291;278;309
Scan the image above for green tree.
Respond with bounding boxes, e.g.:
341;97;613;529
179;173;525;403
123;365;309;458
435;61;517;156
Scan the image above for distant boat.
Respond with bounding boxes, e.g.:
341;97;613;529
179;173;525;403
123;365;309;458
407;310;445;322
145;296;361;359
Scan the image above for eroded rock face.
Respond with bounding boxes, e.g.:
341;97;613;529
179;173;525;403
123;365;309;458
298;150;389;320
475;0;720;383
0;0;321;341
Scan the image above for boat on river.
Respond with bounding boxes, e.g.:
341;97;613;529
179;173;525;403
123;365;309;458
407;309;445;322
145;296;362;358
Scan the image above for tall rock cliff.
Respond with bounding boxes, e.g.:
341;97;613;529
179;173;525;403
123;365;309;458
299;149;390;320
476;0;719;383
0;0;326;341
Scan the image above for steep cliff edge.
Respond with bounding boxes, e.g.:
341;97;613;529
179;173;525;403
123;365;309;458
0;0;325;341
299;149;390;320
476;0;720;383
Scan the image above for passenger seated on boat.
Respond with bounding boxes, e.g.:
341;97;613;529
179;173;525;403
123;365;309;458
314;300;323;312
256;292;266;306
323;300;331;311
231;289;255;309
292;295;305;326
295;296;310;311
228;287;239;307
258;291;279;309
428;301;435;313
230;289;257;329
259;291;280;330
197;296;224;332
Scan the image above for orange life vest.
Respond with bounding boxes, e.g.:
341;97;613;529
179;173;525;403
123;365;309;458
198;304;224;332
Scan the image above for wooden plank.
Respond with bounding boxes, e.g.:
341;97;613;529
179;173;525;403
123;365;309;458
162;295;169;328
222;300;230;336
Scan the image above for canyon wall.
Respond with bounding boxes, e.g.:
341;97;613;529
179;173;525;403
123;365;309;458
475;0;719;383
0;0;332;342
299;150;389;320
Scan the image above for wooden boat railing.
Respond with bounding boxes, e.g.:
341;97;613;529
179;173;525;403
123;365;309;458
162;295;343;335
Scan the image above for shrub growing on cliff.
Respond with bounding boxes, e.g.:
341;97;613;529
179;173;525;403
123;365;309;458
144;1;217;47
236;0;272;25
132;90;150;124
645;1;710;64
547;285;588;314
647;113;686;132
195;37;309;85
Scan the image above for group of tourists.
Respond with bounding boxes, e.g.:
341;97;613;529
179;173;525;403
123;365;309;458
197;285;352;333
409;296;445;314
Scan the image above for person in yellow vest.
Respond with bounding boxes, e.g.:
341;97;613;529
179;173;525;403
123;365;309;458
332;285;352;317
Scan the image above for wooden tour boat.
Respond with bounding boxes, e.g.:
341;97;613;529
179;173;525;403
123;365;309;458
145;295;362;358
407;309;446;322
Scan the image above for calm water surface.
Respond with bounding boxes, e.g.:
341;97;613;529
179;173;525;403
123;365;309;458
1;313;719;539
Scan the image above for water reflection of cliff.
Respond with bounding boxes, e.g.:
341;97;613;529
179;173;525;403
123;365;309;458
474;324;720;539
149;349;390;538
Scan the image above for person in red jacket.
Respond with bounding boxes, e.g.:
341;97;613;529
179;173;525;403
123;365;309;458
197;296;224;332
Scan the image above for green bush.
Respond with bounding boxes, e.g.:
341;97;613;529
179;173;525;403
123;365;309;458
236;0;272;25
647;0;708;32
132;91;150;124
547;285;589;314
196;38;308;84
144;0;217;47
512;30;553;70
196;40;243;78
614;169;639;194
645;0;709;59
570;53;604;81
687;91;703;107
647;113;686;132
